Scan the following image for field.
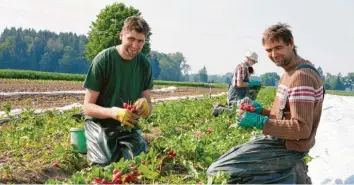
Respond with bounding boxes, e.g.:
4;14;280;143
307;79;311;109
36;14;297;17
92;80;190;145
1;74;353;184
0;82;277;184
0;74;276;184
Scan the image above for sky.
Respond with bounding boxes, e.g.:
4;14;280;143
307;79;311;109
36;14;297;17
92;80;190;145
0;0;353;76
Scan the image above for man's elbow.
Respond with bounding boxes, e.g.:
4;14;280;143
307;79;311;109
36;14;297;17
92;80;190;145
296;123;312;140
82;102;91;116
236;81;243;87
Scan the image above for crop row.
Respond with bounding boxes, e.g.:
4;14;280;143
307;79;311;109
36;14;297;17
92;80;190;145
0;88;276;184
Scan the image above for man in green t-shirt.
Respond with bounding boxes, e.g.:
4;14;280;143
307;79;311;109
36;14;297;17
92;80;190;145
82;16;153;166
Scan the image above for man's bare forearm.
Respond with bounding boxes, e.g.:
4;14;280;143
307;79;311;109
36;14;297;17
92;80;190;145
261;108;271;117
236;80;249;88
83;103;112;119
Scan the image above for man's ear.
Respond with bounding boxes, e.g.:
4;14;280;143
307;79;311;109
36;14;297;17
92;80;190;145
119;31;123;40
290;38;295;49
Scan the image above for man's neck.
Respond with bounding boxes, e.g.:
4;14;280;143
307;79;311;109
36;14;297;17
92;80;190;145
283;54;302;72
116;45;133;60
244;61;251;67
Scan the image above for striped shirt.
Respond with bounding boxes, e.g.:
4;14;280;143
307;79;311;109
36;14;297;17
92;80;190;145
232;62;249;87
262;59;324;152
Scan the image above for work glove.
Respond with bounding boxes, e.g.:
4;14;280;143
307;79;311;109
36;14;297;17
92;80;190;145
251;101;263;114
237;111;268;130
134;98;151;118
249;81;261;88
109;107;138;128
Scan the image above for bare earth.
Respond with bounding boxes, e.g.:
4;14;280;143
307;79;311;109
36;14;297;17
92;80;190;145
0;79;227;110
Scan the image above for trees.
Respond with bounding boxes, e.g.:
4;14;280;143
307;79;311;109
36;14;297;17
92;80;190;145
146;52;160;80
332;74;345;90
198;66;208;82
260;72;280;86
0;27;89;73
148;51;190;81
85;2;151;61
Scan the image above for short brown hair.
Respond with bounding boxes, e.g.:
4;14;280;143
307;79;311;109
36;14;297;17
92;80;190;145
262;23;297;55
122;16;151;36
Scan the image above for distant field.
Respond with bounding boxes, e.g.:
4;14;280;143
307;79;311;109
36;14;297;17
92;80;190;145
325;90;354;96
0;69;228;88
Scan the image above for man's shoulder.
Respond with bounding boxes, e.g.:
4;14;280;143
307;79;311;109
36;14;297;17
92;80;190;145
92;46;116;65
296;60;321;79
235;62;247;70
137;52;152;68
290;63;323;88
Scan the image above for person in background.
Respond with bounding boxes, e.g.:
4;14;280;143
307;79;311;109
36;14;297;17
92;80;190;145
212;51;261;117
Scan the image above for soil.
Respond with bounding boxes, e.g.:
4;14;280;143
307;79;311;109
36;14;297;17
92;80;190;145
0;79;227;110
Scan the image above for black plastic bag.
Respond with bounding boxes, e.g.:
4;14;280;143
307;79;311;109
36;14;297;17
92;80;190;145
84;119;147;166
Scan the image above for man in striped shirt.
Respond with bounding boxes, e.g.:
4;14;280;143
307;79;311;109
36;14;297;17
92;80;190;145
207;23;324;184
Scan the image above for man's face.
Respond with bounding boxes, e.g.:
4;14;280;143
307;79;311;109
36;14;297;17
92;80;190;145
246;58;257;66
120;29;146;58
263;39;294;67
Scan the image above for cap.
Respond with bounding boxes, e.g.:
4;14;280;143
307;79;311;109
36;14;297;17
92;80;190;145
245;51;258;63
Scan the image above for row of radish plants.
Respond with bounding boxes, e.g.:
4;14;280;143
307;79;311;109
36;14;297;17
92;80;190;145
0;88;276;184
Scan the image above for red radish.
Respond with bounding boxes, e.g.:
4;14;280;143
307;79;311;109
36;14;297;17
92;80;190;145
113;171;122;179
94;177;101;183
168;150;177;158
52;161;60;167
131;107;136;112
195;130;203;137
240;103;256;112
129;164;136;169
124;175;133;184
206;129;213;135
113;179;122;184
123;103;128;108
112;174;122;183
101;178;108;184
113;169;119;175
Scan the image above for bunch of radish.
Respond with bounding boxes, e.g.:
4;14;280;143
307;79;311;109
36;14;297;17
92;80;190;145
167;150;177;159
205;128;213;135
239;103;255;112
123;103;137;113
91;165;141;184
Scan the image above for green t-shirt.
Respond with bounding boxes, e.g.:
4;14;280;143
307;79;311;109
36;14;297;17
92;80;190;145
83;46;153;127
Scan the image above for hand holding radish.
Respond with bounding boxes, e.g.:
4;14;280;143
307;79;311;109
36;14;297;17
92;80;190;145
134;98;151;118
239;103;256;112
123;103;137;113
109;107;139;128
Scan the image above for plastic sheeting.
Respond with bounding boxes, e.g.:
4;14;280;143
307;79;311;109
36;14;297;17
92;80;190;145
308;94;354;184
0;86;179;97
0;92;227;117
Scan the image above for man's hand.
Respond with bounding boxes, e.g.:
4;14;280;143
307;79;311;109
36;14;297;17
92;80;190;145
109;107;139;128
238;99;263;114
134;98;151;118
237;111;268;130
